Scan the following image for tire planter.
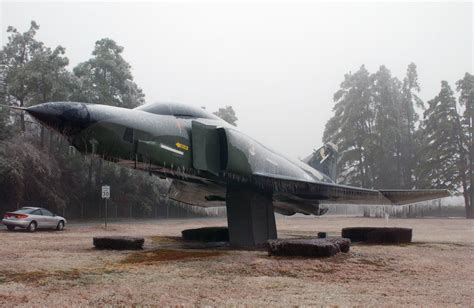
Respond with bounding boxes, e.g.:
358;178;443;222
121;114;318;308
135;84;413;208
93;236;144;250
181;227;229;242
317;232;327;238
341;227;412;244
267;237;351;258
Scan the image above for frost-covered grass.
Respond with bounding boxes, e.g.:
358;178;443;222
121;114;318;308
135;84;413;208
0;217;472;306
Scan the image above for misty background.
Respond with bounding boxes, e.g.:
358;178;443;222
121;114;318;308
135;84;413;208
2;1;471;159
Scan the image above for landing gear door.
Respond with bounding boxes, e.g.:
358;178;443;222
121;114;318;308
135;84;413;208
191;121;222;175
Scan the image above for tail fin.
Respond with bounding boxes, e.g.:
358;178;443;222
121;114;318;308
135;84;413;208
303;142;338;181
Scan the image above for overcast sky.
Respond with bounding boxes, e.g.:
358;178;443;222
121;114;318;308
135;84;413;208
1;1;472;159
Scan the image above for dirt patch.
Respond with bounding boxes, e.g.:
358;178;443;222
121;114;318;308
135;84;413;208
415;242;474;248
208;250;393;281
121;249;225;265
0;269;81;284
0;267;125;286
150;236;183;244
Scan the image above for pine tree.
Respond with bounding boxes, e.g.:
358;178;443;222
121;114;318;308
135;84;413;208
456;73;473;218
416;81;466;195
323;65;376;187
324;65;423;190
371;65;404;189
400;63;423;188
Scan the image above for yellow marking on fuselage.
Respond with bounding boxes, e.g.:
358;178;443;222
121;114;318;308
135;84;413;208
176;142;189;151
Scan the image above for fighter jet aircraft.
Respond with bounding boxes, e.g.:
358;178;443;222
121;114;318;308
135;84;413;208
13;101;449;246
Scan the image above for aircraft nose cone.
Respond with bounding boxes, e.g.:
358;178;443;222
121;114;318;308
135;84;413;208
27;102;93;136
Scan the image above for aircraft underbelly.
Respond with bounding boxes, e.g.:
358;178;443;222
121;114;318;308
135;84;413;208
167;180;226;208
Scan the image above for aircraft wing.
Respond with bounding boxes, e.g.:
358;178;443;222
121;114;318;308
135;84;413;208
162;172;450;216
251;173;450;206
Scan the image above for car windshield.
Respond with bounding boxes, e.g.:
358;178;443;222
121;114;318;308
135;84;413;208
15;208;36;214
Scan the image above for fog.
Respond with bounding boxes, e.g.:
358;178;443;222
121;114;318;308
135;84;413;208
1;1;472;158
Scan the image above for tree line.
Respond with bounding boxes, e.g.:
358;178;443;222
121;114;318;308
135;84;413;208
0;21;237;218
323;64;473;218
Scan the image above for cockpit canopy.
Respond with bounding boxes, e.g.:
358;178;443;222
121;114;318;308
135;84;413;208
135;102;220;120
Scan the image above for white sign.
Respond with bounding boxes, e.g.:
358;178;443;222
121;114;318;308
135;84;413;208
101;185;110;199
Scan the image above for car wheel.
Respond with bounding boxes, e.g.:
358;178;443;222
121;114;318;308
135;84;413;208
27;221;37;232
56;221;65;231
6;225;15;231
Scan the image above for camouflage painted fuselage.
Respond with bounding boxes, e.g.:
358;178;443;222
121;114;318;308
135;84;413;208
26;101;449;216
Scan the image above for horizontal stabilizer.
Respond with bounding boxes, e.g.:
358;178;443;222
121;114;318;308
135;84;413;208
379;189;451;205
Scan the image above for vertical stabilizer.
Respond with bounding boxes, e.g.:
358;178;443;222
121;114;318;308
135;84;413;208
303;143;338;181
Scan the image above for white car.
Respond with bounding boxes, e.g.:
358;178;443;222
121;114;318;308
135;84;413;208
2;207;67;232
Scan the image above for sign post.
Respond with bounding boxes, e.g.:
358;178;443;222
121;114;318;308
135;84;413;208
101;185;110;228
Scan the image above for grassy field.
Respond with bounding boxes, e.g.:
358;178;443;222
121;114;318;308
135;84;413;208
0;216;472;306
